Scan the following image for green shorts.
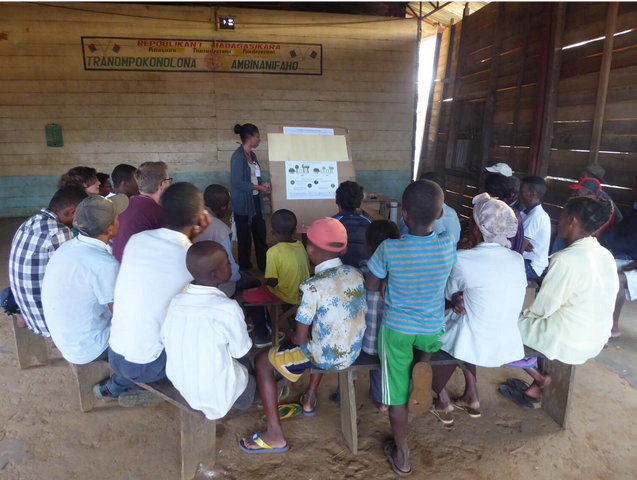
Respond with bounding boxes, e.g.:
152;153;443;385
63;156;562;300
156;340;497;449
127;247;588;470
379;324;442;406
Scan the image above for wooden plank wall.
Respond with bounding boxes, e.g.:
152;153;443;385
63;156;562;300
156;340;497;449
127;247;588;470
547;2;637;214
0;2;418;216
429;1;637;223
429;3;546;220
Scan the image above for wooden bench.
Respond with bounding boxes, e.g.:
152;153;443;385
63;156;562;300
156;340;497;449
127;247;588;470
70;360;216;480
312;347;575;454
9;313;49;369
244;302;297;347
137;379;217;480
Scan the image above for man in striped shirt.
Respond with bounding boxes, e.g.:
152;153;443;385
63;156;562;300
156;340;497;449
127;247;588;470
9;186;88;336
367;180;456;477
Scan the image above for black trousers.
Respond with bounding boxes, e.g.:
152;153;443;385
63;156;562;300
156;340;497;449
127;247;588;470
235;194;268;272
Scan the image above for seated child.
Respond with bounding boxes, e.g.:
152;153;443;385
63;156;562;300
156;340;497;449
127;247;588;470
360;219;400;410
162;241;256;420
241;209;310;348
519;176;551;280
367;180;456;476
240;218;367;454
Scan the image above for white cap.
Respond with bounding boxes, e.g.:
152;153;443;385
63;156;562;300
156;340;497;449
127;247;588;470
485;163;513;177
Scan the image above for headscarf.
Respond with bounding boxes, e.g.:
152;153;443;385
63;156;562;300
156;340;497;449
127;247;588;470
472;192;518;248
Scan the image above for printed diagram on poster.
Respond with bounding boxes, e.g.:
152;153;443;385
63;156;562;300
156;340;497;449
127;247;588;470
286;161;338;200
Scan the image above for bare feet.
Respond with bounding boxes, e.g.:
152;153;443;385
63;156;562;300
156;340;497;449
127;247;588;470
524;376;551;400
302;390;317;414
611;330;622;339
241;429;287;451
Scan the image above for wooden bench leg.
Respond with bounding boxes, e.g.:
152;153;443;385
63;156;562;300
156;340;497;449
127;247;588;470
69;361;112;413
11;314;48;369
271;305;280;347
340;370;358;454
541;360;575;429
180;409;216;480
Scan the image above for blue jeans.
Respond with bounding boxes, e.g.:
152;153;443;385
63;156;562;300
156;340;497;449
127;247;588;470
525;259;541;281
106;348;167;397
93;349;133;395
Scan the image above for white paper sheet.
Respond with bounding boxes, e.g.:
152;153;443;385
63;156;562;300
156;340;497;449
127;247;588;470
285;161;339;200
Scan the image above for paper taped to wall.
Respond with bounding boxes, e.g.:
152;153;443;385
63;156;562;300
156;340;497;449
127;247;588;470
285;161;338;200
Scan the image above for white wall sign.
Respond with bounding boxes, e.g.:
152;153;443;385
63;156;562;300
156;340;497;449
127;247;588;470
282;126;334;135
285;161;338;200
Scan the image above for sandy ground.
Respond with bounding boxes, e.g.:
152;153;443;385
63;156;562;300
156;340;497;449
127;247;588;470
1;216;636;480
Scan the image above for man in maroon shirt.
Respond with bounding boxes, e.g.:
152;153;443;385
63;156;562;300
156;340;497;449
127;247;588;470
112;161;171;262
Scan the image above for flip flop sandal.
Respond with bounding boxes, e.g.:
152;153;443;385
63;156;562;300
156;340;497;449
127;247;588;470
505;378;540;404
239;432;290;454
278;384;290;403
408;362;433;415
498;384;535;410
383;439;412;477
300;393;318;416
261;403;302;423
452;400;481;418
429;405;454;425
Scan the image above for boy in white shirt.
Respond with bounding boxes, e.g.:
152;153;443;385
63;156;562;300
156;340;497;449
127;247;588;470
162;241;256;420
519;176;551;280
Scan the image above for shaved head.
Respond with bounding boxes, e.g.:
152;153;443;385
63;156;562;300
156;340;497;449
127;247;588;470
186;241;232;287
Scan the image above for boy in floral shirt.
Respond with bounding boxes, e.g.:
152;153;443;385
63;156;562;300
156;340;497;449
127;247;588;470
240;217;367;454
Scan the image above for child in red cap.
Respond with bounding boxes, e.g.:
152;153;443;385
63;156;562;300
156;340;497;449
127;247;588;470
240;217;367;454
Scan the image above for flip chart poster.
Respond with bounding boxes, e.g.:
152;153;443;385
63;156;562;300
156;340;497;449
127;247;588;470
286;161;338;200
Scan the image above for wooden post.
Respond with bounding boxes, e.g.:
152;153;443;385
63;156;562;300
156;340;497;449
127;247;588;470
541;360;575;428
509;4;533;166
180;409;216;480
444;9;470;170
69;361;112;413
339;370;358;454
480;3;506;174
11;314;48;369
536;2;567;177
588;2;619;165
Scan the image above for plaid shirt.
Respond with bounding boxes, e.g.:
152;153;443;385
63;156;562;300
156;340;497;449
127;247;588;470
8;209;73;337
360;262;385;356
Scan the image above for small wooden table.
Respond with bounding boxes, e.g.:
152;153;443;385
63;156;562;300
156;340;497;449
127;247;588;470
361;194;396;218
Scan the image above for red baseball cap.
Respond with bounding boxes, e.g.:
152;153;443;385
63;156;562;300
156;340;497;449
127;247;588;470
306;217;348;252
569;177;601;193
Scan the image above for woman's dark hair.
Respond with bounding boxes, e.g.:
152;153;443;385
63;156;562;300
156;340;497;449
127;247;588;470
234;123;259;143
335;180;364;211
57;166;98;189
563;196;613;235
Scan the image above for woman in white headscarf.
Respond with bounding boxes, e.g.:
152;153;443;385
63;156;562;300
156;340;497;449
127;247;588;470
430;193;527;424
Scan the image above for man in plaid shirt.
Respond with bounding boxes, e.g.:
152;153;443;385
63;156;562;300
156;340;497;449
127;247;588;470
8;186;87;337
360;219;400;410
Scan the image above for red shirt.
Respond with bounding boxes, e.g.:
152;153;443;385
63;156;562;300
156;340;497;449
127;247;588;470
112;195;165;262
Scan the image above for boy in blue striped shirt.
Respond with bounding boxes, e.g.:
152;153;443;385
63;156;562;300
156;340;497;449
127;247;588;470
367;180;456;476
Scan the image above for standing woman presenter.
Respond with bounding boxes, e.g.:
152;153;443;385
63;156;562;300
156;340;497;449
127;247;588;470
230;123;270;272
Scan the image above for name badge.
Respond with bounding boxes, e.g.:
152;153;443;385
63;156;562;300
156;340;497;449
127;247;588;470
255;165;261;178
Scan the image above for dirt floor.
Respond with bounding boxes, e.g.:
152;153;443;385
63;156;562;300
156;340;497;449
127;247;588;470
1;216;636;480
